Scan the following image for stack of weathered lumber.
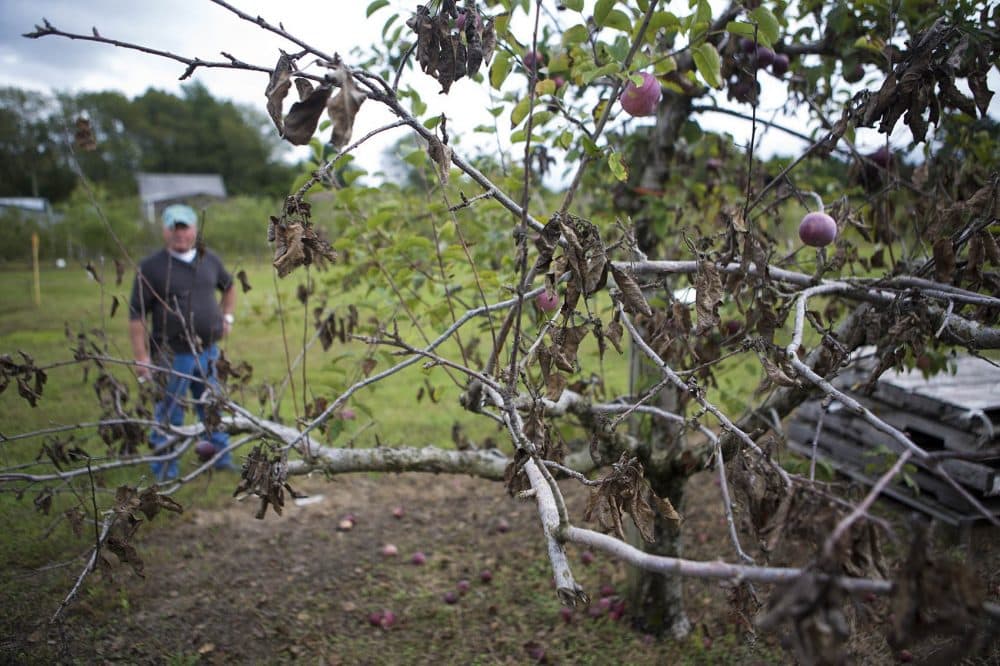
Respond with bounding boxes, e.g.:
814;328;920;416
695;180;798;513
786;354;1000;525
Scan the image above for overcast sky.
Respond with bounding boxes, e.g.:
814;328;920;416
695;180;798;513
3;1;996;186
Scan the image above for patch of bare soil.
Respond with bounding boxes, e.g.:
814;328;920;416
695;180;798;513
5;469;999;664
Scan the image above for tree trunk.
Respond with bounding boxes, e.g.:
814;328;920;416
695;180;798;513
624;87;696;638
625;471;690;638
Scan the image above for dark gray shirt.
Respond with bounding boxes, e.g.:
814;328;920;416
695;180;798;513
129;249;233;354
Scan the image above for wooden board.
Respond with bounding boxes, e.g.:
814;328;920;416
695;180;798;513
788;415;1000;497
833;354;1000;442
786;436;974;526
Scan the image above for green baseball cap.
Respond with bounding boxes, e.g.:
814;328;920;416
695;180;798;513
162;204;198;229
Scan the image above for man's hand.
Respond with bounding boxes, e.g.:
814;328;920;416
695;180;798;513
136;361;152;384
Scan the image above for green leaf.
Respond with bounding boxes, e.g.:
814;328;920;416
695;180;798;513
594;0;615;26
510;97;533;128
691;43;722;89
366;0;389;18
562;0;584;10
535;78;556;96
694;0;712;25
490;52;512;90
580;135;602;156
649;11;680;33
562;24;590;46
581;62;619;84
604;9;632;32
381;13;399;40
423;115;442;130
748;7;780;47
608;151;628;182
725;21;758;41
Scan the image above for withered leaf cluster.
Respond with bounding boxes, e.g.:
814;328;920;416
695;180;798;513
36;435;88;472
215;348;253;389
94;370;146;454
584;453;680;542
265;52;366;148
503;404;564;496
268;196;337;278
407;1;496;94
0;351;47;408
106;484;184;577
233;444;306;520
832;16;998;149
314;304;359;351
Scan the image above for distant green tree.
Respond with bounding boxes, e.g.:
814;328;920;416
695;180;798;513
0;87;76;201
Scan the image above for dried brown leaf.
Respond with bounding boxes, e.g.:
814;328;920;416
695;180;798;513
934;237;955;284
265;52;295;134
693;260;723;335
610;265;652;317
426;135;452;184
326;63;367;149
283;84;333;146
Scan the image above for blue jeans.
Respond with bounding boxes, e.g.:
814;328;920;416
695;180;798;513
149;345;231;480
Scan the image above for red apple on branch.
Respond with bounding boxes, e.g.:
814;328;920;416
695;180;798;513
798;212;838;247
619;72;661;117
536;289;559;312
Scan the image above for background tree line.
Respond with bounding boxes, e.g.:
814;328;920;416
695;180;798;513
0;81;298;202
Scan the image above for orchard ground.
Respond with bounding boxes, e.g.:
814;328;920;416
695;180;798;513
4;463;999;664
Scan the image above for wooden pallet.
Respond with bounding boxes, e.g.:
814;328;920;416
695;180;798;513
785;354;1000;525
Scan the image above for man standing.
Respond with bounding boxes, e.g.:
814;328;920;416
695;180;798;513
129;203;237;480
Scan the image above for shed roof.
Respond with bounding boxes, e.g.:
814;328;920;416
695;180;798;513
136;173;227;205
0;197;51;212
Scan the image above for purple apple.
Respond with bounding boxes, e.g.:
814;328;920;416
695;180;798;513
552;76;566;89
443;590;459;604
771;53;790;76
457;579;471;594
381;543;398;557
868;145;891;169
580;550;595;565
620;72;661;117
738;37;756;54
380;610;396;629
559;606;574;623
599;584;616;598
798;212;838;247
844;62;865;83
496;518;510;534
523;50;544;72
479;569;493;583
755;46;775;68
392;505;405;519
536;289;559;312
368;610;384;627
410;551;427;565
194;440;216;462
